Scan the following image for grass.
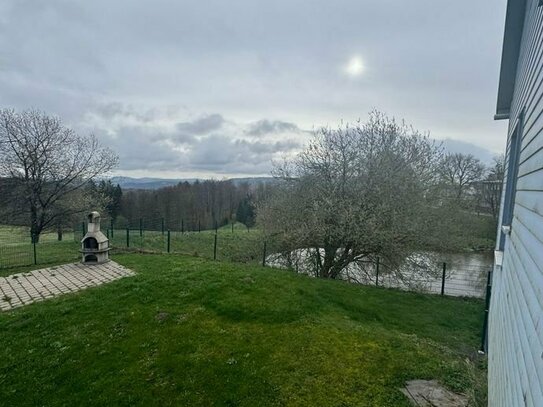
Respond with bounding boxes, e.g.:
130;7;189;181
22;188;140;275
449;212;497;252
0;225;75;245
108;226;266;263
0;253;486;406
0;222;264;274
0;225;79;273
1;213;496;273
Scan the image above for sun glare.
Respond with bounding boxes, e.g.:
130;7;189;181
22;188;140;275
345;56;364;76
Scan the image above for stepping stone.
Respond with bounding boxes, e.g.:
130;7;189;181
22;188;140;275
401;380;468;406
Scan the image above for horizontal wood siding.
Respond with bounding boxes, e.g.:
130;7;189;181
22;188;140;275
489;1;543;405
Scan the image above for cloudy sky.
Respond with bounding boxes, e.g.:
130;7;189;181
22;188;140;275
0;0;509;178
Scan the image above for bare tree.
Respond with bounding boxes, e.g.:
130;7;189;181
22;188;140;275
258;111;444;279
438;153;485;200
480;154;505;222
0;109;118;241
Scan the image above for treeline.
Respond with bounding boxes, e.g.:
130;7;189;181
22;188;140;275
113;180;273;231
0;178;116;228
0;176;272;235
436;153;504;223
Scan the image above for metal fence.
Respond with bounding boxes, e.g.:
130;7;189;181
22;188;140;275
0;219;493;354
77;227;270;265
0;239;79;270
344;260;491;299
0;219;492;300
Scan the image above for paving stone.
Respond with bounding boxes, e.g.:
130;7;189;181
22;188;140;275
0;261;134;311
401;380;468;406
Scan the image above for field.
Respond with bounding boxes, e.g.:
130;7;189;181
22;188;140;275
0;225;79;273
0;224;265;275
0;253;487;406
0;211;496;274
108;225;266;264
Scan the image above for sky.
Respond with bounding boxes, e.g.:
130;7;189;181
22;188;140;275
0;0;509;178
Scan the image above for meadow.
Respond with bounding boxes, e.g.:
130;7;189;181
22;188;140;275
0;224;265;275
0;225;79;273
0;253;487;406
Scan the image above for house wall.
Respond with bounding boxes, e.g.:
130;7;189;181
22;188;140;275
489;1;543;405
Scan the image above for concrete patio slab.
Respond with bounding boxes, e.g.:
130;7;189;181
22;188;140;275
0;261;134;311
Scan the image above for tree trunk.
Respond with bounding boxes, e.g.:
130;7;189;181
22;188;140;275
320;245;338;279
30;204;41;243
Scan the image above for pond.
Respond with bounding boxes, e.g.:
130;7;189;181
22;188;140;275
373;251;494;298
268;250;494;298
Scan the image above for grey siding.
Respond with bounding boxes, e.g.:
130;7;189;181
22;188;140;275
489;1;543;405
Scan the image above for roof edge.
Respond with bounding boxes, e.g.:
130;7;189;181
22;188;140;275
495;0;527;120
494;112;510;121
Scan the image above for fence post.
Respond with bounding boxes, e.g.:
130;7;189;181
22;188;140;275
167;230;171;253
181;219;184;234
106;228;110;239
480;270;493;353
198;219;201;233
215;220;218;234
126;228;130;248
140;218;143;237
110;219;114;238
262;241;267;267
33;237;37;265
213;234;217;260
81;222;85;238
232;222;234;234
375;257;380;286
161;218;165;235
315;248;320;276
441;262;447;296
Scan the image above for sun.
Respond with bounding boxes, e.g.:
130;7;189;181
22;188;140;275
345;56;364;76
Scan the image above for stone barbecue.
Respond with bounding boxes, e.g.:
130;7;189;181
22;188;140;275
80;211;109;264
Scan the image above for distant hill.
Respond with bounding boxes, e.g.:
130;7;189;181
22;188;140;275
109;177;193;190
229;177;275;187
109;176;274;190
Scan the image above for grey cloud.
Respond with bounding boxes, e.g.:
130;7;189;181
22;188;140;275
92;115;301;175
169;132;196;145
98;126;183;171
93;103;156;123
189;134;300;173
0;0;509;176
176;114;225;135
246;120;302;137
238;139;301;154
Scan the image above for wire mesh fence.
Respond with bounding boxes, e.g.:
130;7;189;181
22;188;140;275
72;224;264;264
344;261;491;299
0;217;492;299
267;249;492;299
0;236;79;270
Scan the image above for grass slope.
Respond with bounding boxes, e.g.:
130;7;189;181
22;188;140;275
0;253;486;406
108;228;264;264
0;223;262;274
0;225;79;272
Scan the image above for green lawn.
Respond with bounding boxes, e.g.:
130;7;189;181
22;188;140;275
0;225;79;272
108;226;266;263
0;225;75;245
109;226;264;262
0;253;486;406
0;223;263;273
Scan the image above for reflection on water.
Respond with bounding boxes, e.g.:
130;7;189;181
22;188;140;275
269;250;494;298
376;251;493;298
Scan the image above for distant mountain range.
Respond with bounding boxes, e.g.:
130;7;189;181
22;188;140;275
109;176;274;190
